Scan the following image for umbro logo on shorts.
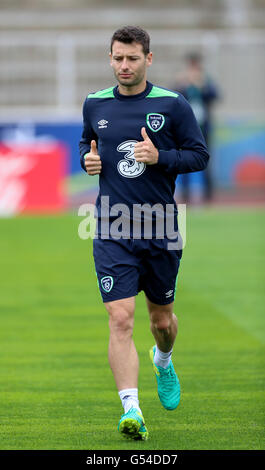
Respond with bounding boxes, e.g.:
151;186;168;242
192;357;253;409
165;289;174;298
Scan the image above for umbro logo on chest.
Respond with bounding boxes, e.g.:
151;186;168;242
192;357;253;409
98;119;108;129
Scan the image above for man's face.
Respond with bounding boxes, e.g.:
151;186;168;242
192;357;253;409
110;41;152;89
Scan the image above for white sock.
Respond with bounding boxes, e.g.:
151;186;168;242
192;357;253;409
154;345;173;369
118;388;142;414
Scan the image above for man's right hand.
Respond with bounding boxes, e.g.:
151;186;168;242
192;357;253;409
84;140;102;175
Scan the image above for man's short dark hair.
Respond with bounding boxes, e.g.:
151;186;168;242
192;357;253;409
110;26;150;55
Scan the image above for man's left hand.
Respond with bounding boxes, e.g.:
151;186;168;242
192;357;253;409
134;127;159;165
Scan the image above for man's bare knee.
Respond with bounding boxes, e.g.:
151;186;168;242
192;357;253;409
152;317;171;332
150;311;178;334
105;298;135;337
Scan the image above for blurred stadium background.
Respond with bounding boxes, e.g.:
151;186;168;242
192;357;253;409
0;0;264;213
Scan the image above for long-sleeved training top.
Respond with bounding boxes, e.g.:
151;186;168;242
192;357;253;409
79;80;209;238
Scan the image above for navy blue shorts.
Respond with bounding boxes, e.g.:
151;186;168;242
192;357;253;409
93;238;182;305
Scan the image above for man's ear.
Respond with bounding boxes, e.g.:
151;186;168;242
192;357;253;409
146;52;153;68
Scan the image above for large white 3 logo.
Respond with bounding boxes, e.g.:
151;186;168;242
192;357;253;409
117;140;146;178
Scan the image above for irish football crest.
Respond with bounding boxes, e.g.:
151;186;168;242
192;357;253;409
101;276;114;293
146;113;165;132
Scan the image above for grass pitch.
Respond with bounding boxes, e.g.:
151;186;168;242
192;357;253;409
0;208;264;450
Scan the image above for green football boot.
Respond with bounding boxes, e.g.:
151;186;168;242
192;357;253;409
118;407;149;441
149;345;180;410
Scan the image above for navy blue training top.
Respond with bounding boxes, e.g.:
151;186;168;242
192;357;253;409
79;81;209;238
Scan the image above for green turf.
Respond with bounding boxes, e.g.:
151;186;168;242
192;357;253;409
0;208;264;450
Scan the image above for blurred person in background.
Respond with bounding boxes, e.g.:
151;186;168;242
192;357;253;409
175;52;219;203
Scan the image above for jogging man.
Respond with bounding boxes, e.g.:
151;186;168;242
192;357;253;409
79;26;209;441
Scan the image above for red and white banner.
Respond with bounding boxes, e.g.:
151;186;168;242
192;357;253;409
0;142;68;215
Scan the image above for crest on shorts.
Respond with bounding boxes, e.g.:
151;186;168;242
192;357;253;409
146;113;165;132
101;276;114;293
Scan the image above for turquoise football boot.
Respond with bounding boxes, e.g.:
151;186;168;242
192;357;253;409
118;407;149;441
149;345;180;410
